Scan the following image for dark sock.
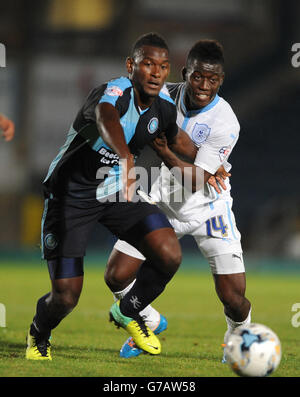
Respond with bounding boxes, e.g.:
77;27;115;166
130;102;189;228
30;293;51;339
119;259;174;318
31;292;67;339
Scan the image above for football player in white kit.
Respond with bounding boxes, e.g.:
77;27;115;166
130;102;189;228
104;39;252;359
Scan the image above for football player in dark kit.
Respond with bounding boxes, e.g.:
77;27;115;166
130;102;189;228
26;33;214;360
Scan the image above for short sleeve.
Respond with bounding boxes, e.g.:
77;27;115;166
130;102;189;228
158;85;179;143
98;77;132;116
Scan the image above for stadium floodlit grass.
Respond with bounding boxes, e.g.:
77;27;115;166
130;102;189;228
1;254;300;378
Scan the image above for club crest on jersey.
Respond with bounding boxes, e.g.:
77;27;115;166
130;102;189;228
148;117;159;134
219;145;232;161
104;86;123;97
191;123;211;144
44;233;58;250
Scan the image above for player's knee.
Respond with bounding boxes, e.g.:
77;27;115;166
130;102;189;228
52;288;80;311
104;266;125;292
61;292;79;311
142;228;182;275
157;242;182;275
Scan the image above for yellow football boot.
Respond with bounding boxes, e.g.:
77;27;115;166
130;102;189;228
26;331;52;361
109;302;161;355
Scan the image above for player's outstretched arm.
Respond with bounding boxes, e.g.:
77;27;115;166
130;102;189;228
162;129;230;194
150;132;211;193
0;113;15;142
95;103;135;201
167;128;198;163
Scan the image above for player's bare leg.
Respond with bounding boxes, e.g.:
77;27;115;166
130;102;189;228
105;249;142;293
109;227;181;355
212;272;251;362
26;269;83;360
116;227;181;316
46;276;84;322
213;272;251;323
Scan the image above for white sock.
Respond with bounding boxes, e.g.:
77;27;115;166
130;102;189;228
139;305;161;330
224;306;252;344
113;279;161;330
113;280;136;301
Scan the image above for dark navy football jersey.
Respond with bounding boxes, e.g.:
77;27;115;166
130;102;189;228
43;76;178;200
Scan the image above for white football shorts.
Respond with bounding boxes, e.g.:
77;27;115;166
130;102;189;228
113;199;244;275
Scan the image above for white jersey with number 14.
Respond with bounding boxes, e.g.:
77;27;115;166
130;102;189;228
150;82;240;223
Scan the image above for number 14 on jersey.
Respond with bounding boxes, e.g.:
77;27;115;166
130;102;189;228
205;216;228;237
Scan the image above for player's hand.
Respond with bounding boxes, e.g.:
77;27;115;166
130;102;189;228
149;133;169;156
120;155;136;202
0;114;15;142
208;165;231;193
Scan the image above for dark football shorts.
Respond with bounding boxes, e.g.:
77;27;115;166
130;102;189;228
41;191;172;261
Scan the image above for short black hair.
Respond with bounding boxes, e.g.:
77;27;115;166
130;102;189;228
186;39;224;70
131;32;169;58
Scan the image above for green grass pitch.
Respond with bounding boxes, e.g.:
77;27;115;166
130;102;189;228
0;254;300;378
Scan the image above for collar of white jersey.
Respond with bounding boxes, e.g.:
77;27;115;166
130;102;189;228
181;87;220;116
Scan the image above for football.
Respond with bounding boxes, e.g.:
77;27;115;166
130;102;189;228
224;323;282;377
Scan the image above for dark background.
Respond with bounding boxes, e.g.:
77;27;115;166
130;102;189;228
0;0;299;262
